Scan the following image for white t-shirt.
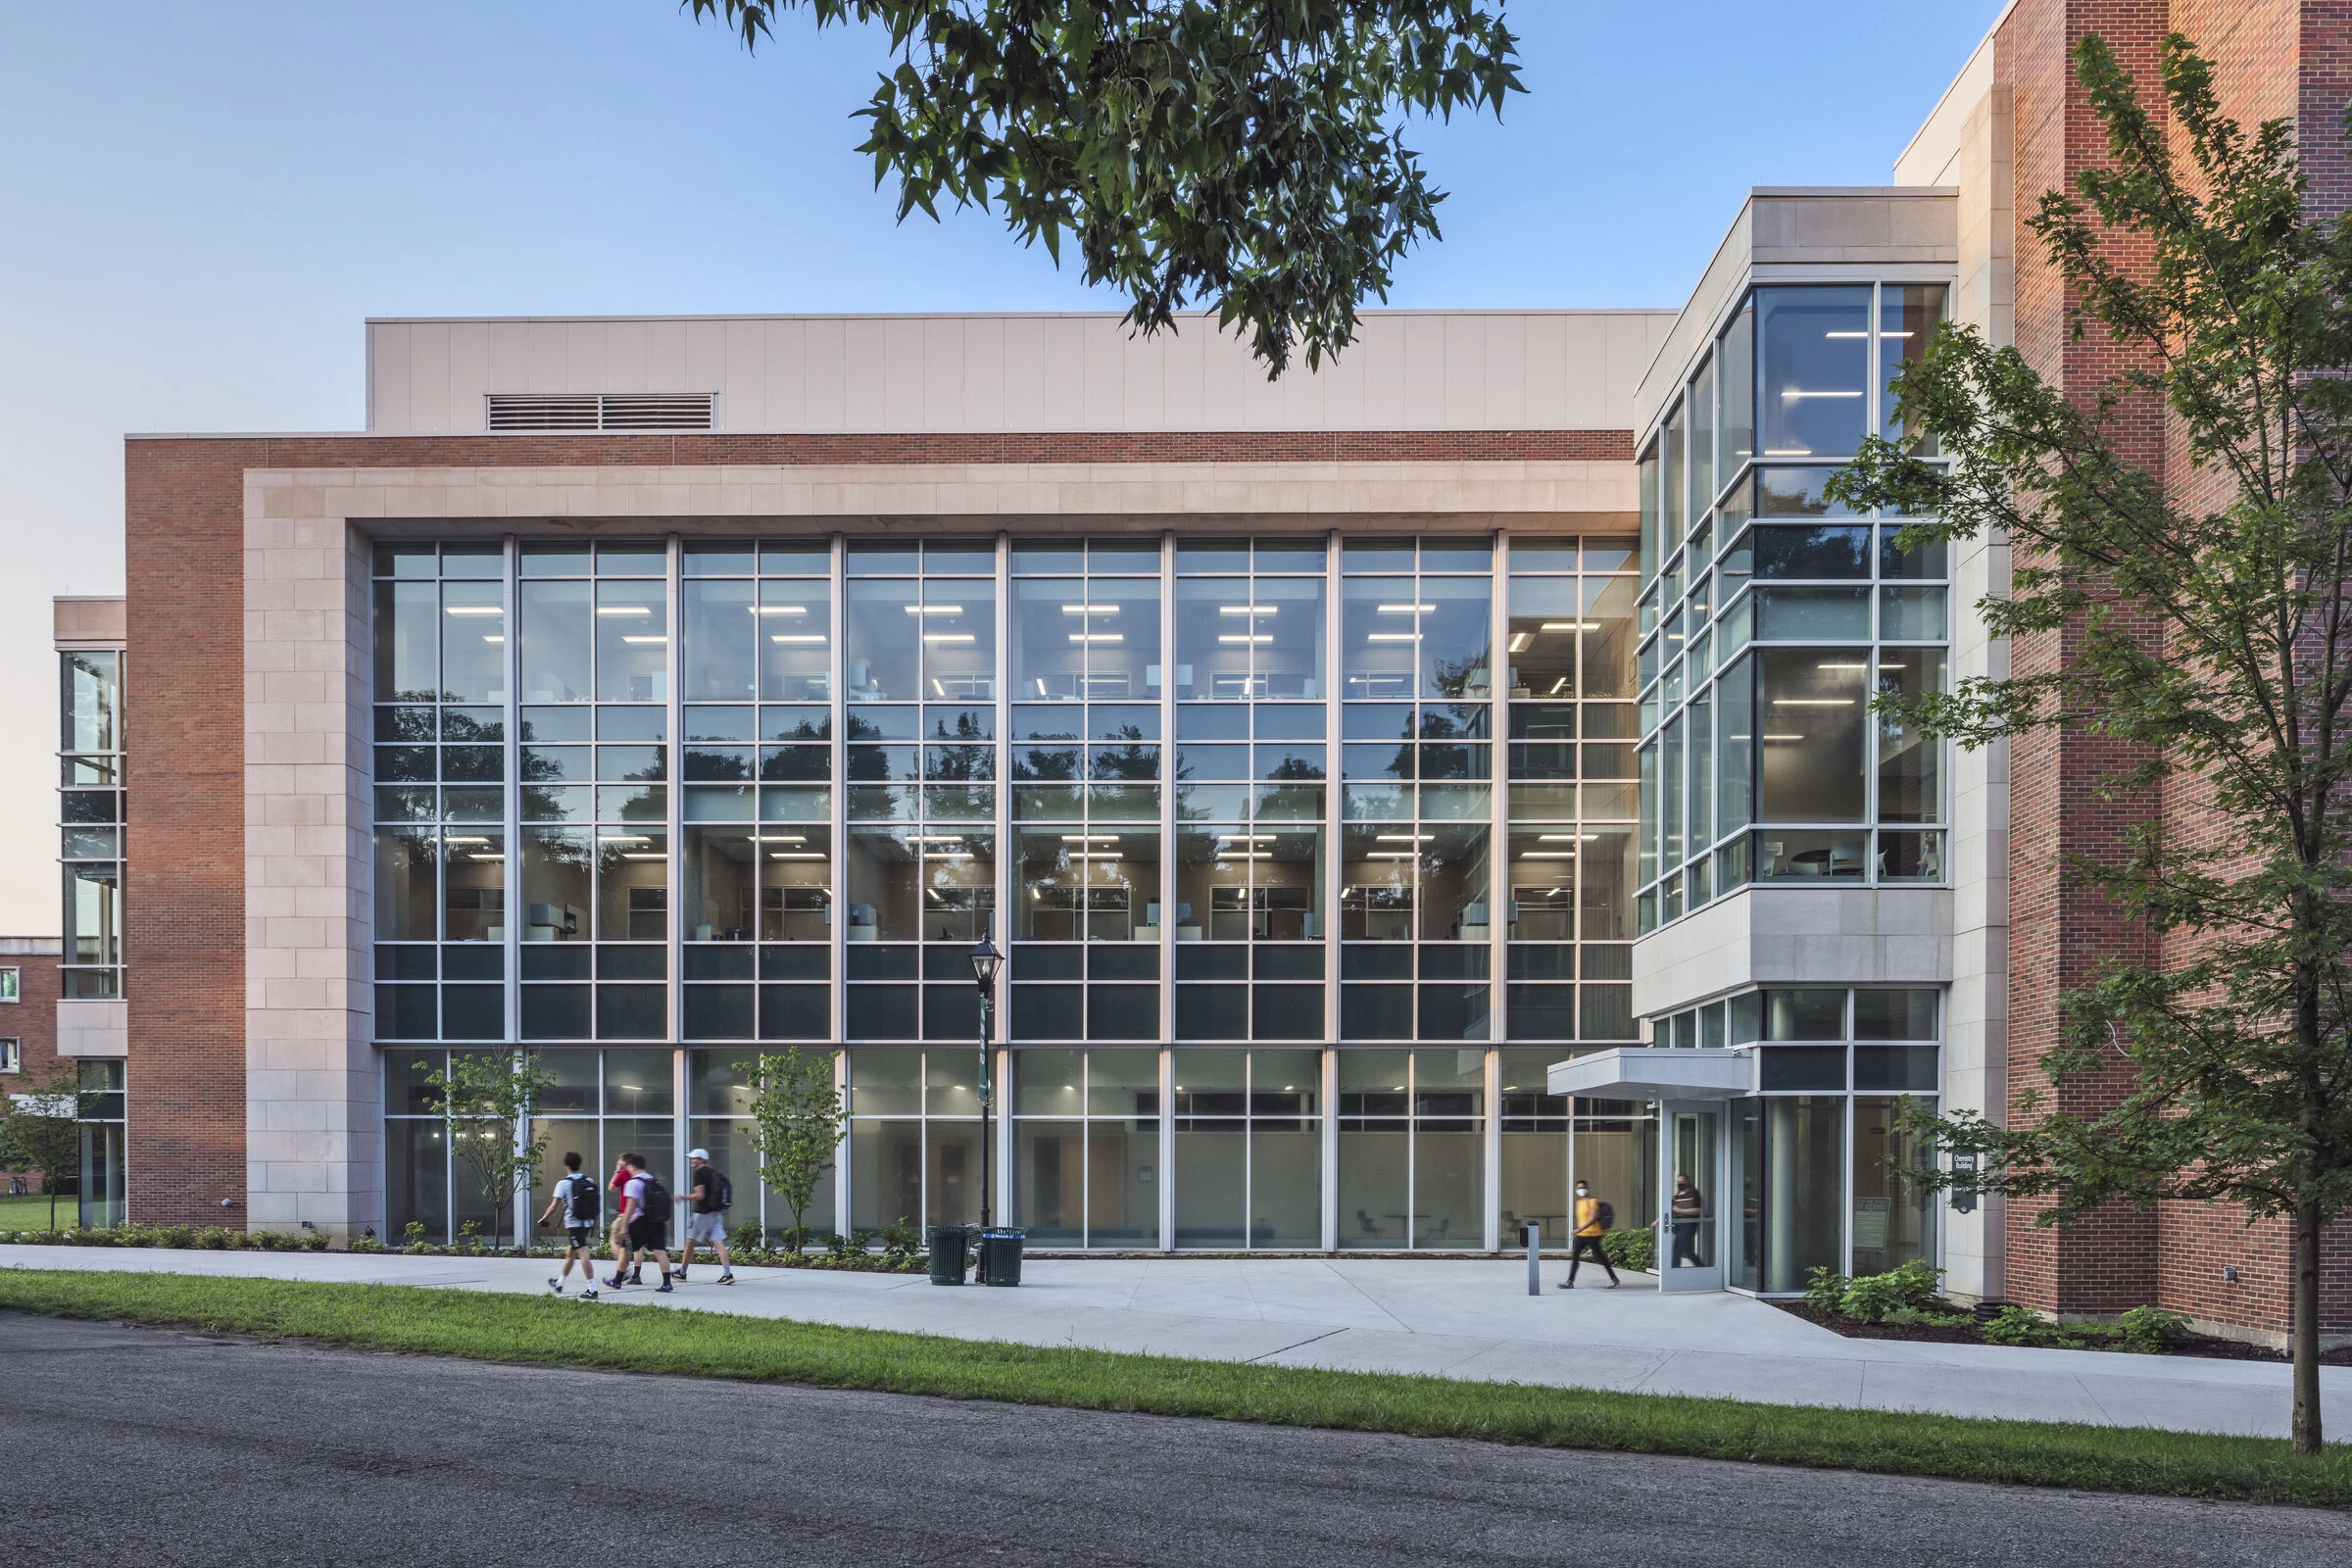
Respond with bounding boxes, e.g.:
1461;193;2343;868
622;1174;648;1218
553;1174;584;1225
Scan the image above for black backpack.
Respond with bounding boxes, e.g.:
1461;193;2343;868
639;1173;672;1226
1595;1200;1616;1232
709;1169;734;1211
566;1175;599;1223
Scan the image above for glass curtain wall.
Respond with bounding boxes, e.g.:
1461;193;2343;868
373;530;1656;1250
1008;1047;1161;1247
1336;1047;1486;1248
1635;283;1952;934
1503;536;1639;1043
1336;539;1493;1043
1699;986;1940;1292
841;539;1000;1044
61;648;125;999
76;1059;126;1228
1170;1047;1322;1248
1009;539;1162;1041
677;541;834;1044
1171;536;1328;1041
845;1048;982;1231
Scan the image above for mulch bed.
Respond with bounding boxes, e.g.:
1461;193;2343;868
1772;1299;2352;1365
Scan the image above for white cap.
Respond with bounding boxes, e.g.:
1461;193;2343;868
688;1148;710;1160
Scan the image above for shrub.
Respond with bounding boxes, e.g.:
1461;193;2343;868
1838;1260;1945;1324
1881;1304;1973;1328
1981;1305;2121;1349
879;1217;922;1260
2116;1305;2191;1354
728;1220;765;1254
1597;1226;1654;1273
347;1236;386;1254
1804;1267;1851;1312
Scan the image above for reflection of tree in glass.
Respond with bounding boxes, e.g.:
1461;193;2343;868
685;748;752;781
924;746;993;782
382;709;435;742
1090;722;1157;781
1426;655;1490;701
773;712;830;741
441;711;504;742
1013;745;1081;781
928;710;989;741
1264;754;1326;782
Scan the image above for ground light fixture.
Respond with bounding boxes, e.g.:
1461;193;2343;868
968;936;1003;1233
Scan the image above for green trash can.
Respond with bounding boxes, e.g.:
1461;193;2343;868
926;1224;970;1286
979;1227;1025;1287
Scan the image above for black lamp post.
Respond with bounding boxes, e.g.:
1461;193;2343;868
968;935;1002;1231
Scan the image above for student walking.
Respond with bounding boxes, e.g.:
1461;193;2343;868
605;1154;636;1282
1559;1179;1620;1289
603;1152;675;1294
1670;1174;1706;1267
538;1151;600;1300
675;1149;735;1285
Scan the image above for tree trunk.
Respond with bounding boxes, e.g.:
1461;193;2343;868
2292;1199;2323;1454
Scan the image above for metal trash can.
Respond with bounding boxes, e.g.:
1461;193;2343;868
926;1224;971;1286
979;1227;1025;1287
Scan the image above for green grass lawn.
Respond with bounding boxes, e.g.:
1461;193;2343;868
0;1267;2345;1504
0;1194;75;1229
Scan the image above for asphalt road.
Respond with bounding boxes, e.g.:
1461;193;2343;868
2;1311;2347;1567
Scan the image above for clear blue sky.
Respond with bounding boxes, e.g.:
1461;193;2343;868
0;0;2004;931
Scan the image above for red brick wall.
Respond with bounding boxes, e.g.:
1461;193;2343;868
189;427;1632;469
1998;0;2170;1317
120;426;1630;1229
1998;0;2352;1337
125;439;267;1228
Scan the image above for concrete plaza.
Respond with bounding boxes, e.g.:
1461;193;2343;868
4;1247;2343;1443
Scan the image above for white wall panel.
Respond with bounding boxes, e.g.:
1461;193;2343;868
368;310;1671;434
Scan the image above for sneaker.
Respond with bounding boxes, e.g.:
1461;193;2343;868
602;1276;623;1290
581;1289;599;1301
716;1272;735;1285
1607;1279;1622;1289
655;1282;674;1294
628;1271;644;1285
547;1277;563;1294
1557;1280;1575;1290
674;1267;688;1282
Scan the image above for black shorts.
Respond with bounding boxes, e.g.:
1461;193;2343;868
627;1217;665;1251
565;1225;594;1250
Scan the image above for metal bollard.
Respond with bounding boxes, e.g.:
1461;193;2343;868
1524;1220;1541;1296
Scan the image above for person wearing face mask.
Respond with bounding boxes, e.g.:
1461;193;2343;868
1559;1179;1619;1289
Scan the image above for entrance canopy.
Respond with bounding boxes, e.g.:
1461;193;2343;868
1547;1048;1752;1102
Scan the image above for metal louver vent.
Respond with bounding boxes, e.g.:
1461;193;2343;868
485;393;715;432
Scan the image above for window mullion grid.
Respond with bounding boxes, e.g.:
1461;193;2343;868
665;535;685;1051
503;536;521;1053
1322;529;1341;1045
829;534;847;1047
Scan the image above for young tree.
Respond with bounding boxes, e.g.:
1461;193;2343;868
0;1061;95;1232
684;0;1521;376
416;1053;560;1253
736;1048;850;1250
1832;32;2352;1455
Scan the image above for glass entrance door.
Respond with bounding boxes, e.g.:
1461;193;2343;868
1657;1102;1723;1292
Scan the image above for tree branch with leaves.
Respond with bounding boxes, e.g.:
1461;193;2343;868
1830;31;2352;1455
736;1047;849;1250
684;0;1520;376
416;1053;560;1253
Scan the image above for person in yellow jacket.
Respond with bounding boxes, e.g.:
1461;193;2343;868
1559;1179;1620;1289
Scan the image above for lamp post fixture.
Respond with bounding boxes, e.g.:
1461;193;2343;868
968;935;1002;1232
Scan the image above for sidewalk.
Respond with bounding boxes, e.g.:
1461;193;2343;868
5;1246;2342;1442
